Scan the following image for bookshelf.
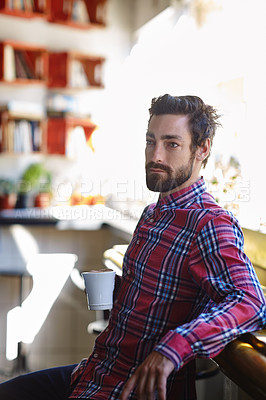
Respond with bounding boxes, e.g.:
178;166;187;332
0;0;108;28
0;1;107;159
48;0;107;29
0;40;104;156
0;0;49;19
48;51;105;90
0;108;46;154
0;40;48;84
46;115;97;156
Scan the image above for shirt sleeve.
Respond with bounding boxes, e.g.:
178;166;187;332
153;212;266;370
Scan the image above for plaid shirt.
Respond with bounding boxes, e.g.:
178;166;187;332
69;178;266;399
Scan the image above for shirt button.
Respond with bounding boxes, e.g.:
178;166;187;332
136;240;140;244
114;299;118;304
127;270;131;275
149;218;154;223
94;353;98;358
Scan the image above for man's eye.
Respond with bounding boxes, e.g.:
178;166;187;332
146;140;154;146
168;142;179;148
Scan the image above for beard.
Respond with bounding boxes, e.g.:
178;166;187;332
145;155;195;193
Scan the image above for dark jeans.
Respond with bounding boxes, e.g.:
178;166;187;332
0;364;77;400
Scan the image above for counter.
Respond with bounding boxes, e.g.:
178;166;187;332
0;205;138;242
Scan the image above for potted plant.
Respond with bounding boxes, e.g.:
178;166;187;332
34;170;52;208
0;179;17;210
16;163;52;209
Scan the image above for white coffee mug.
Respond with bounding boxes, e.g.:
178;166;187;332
82;269;116;310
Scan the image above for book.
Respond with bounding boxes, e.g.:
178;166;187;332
66;125;86;159
23;0;33;12
15;50;36;79
0;100;44;118
35;55;44;80
37;0;46;12
72;0;90;24
3;44;16;81
7;120;15;152
70;59;90;88
24;50;40;79
62;0;72;17
0;124;3;152
20;120;32;152
13;0;24;10
46;93;78;113
14;50;28;79
47;110;91;119
96;2;105;24
30;120;42;151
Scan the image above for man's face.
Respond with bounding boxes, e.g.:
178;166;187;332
145;114;197;196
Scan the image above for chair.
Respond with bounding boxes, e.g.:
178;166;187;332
214;332;266;400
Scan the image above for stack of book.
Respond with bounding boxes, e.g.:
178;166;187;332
0;119;42;153
0;101;44;153
3;44;44;81
7;0;43;12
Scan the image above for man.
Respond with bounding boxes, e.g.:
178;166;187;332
0;94;265;400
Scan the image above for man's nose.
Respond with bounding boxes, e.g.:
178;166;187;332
151;144;164;163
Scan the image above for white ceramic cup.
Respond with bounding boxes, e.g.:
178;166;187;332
82;269;116;310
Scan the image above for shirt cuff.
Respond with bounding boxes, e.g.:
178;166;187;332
153;331;193;370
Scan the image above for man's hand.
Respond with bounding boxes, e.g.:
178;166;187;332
120;351;174;400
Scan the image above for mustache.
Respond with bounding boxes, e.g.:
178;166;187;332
146;162;172;174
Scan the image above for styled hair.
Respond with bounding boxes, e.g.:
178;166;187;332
148;94;221;167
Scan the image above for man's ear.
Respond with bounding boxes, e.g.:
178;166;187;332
195;138;211;162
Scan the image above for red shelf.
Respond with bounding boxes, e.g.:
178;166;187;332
47;116;97;155
48;0;107;29
0;0;49;19
0;1;108;28
48;51;104;89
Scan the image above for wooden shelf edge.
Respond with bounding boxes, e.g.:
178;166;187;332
0;151;44;155
47;19;106;30
0;39;48;51
0;9;47;19
0;79;46;86
47;85;104;92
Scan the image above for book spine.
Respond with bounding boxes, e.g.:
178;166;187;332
4;45;16;81
15;50;36;79
23;0;33;12
0;123;2;152
14;50;28;79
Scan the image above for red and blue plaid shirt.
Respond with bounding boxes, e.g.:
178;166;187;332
69;178;266;399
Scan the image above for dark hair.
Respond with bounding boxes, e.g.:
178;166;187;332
149;94;221;167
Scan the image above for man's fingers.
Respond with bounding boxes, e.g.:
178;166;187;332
157;372;167;400
120;352;174;399
142;371;156;400
120;374;137;400
122;368;165;400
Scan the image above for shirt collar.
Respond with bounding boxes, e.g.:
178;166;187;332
156;177;207;209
